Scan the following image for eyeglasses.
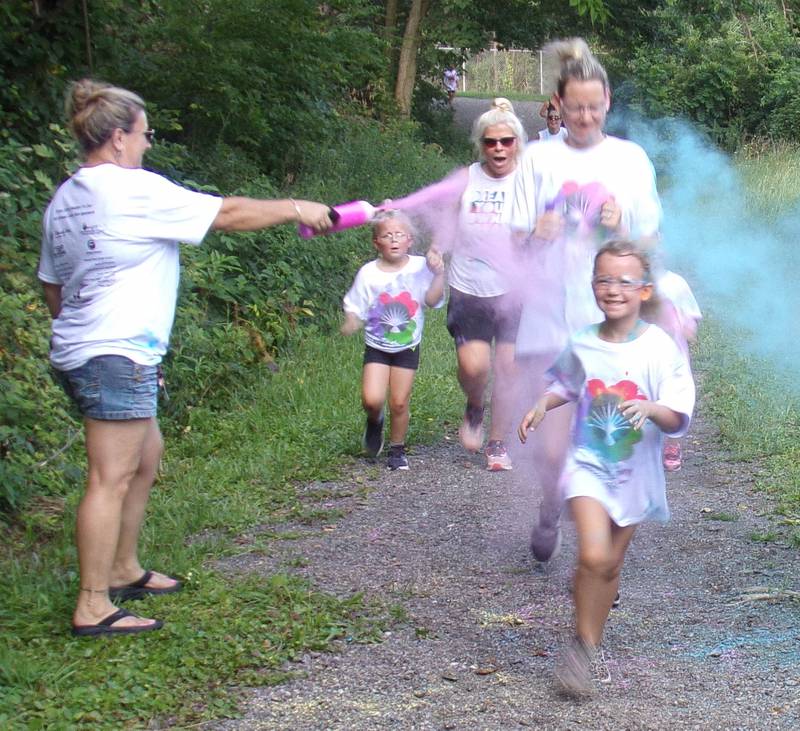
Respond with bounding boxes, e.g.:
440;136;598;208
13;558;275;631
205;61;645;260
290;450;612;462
547;115;561;122
144;129;156;144
482;136;516;148
560;103;605;117
377;232;409;243
592;276;649;291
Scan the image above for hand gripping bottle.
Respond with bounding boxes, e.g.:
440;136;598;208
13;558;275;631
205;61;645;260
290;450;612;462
298;200;377;239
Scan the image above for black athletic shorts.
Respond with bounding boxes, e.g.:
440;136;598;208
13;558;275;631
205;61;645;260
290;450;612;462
363;344;420;370
446;287;521;346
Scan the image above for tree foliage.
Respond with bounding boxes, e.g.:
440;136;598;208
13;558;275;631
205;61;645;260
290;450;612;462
621;0;800;148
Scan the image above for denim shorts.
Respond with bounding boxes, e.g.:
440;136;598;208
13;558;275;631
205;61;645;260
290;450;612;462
54;355;159;420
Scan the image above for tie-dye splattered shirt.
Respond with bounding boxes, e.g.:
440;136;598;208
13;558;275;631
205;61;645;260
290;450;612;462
343;256;444;353
545;324;695;526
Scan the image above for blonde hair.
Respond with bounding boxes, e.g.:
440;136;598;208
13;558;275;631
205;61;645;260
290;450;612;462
594;239;653;282
372;209;416;240
471;97;527;162
546;38;610;98
66;79;146;154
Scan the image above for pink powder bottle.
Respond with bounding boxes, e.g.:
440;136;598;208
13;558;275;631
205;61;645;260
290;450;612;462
298;200;377;238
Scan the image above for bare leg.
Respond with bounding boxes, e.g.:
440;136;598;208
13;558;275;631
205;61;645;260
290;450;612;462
387;366;416;445
487;341;517;443
455;340;491;411
362;362;391;422
518;353;574;557
110;418;175;591
73;417;160;629
570;497;636;646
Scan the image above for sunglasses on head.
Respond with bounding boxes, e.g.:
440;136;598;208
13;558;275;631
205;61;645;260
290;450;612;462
482;136;516;148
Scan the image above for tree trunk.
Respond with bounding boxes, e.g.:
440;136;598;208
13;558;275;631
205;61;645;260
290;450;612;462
384;0;398;38
394;0;428;117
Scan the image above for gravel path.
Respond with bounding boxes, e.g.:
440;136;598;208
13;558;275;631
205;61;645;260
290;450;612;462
451;97;545;140
211;397;800;730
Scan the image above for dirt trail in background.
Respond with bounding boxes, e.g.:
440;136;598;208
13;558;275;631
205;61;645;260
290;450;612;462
452;97;545;140
211;400;800;730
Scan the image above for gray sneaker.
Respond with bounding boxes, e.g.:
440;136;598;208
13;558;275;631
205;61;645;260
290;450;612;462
387;444;409;471
530;522;562;562
362;411;384;457
554;636;597;697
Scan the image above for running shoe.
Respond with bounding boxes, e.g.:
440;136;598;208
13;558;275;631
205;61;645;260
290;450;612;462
386;443;409;471
485;440;513;471
554;636;596;697
663;442;682;472
530;521;562;562
362;411;384;457
458;404;484;452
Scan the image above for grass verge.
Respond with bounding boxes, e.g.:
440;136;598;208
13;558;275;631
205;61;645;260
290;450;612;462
0;308;460;728
692;316;800;542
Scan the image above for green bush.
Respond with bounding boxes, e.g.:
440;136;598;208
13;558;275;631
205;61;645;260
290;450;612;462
0;127;84;510
625;1;800;149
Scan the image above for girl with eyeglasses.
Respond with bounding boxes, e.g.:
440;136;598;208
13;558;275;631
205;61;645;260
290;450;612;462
39;79;334;637
509;38;663;565
341;210;445;471
518;240;695;695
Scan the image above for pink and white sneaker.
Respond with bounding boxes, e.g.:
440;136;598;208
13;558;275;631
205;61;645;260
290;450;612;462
663;442;682;472
485;440;513;471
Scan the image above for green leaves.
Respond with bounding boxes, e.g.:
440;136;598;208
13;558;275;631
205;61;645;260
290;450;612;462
626;0;800;149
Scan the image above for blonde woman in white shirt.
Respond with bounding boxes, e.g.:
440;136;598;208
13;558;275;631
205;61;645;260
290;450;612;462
39;79;333;637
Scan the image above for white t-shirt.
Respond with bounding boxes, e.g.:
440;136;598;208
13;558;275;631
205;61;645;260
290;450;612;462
448;162;517;298
443;69;458;92
511;136;662;357
538;127;568;142
38;164;222;370
651;270;703;355
343;256;443;353
546;324;695;526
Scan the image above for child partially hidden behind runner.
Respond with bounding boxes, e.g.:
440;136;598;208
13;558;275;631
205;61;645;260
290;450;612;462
518;240;695;696
342;210;445;470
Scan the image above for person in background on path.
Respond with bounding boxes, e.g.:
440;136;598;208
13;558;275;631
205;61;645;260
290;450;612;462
39;79;334;637
381;99;527;472
511;38;662;562
649;269;702;471
444;65;459;103
538;94;561;120
518;240;695;696
538;105;568;142
342;210;445;471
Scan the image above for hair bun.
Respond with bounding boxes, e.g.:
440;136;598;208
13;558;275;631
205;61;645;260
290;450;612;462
69;79;108;112
491;97;514;114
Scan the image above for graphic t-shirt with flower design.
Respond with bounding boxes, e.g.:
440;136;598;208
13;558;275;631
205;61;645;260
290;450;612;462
545;324;695;526
343;256;444;353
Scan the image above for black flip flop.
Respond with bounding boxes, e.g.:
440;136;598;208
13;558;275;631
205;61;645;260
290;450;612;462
71;608;163;637
109;570;183;601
